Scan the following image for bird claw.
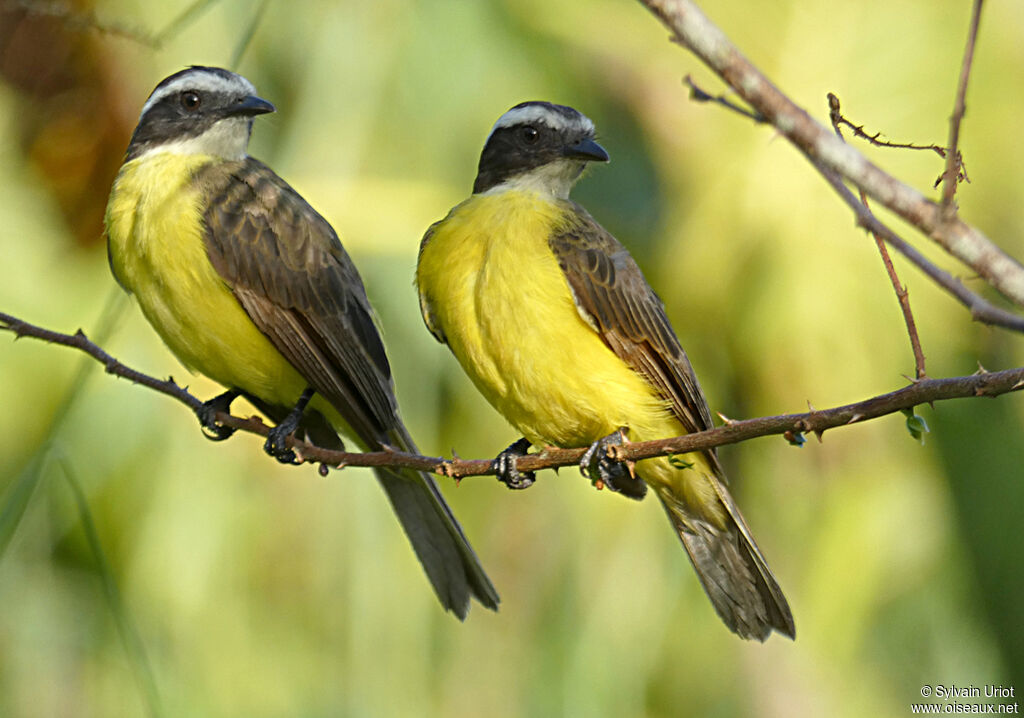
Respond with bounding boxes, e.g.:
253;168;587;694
197;390;239;442
262;387;315;465
264;424;300;465
579;430;646;500
493;437;536;490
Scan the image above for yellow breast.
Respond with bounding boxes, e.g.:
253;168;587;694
417;190;677;450
105;152;306;406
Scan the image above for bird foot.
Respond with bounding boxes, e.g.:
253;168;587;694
197;389;239;441
263;388;315;465
493;437;536;490
579;429;646;500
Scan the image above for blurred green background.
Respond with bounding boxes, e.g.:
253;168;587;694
1;0;1023;716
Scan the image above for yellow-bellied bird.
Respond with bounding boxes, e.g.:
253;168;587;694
416;101;792;639
105;66;498;619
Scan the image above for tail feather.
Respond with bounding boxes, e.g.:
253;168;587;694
655;483;794;641
377;424;500;619
298;407;499;619
374;464;500;619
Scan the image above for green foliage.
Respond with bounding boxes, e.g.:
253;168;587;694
903;408;931;443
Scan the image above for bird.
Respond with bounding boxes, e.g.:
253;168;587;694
105;65;499;619
415;101;793;639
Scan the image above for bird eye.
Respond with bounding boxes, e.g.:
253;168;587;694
180;91;201;111
521;126;539;144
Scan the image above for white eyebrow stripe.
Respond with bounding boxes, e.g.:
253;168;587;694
139;71;257;119
487;104;595;141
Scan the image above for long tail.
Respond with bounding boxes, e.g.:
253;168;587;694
653;480;794;641
295;407;499;620
375;424;500;619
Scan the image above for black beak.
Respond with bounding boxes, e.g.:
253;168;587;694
564;137;609;162
225;94;276;118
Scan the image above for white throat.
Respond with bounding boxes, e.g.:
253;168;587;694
139;117;253;161
482;159;585;200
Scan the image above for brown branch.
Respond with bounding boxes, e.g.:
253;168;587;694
865;205;928;380
681;75;1024;333
639;0;1024;310
827;93;946;157
809;161;1024;333
828;95;928;380
942;0;984;213
4;311;1023;479
827;92;968;191
683;74;766;123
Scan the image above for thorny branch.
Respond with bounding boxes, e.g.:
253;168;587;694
942;0;984;214
828;94;928;380
640;0;1024;314
827;93;968;191
682;76;1024;334
4;312;1022;479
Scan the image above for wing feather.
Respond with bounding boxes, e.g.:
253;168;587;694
195;157;397;445
549;202;724;475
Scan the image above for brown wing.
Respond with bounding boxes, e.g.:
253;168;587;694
549;201;725;476
194;157;399;447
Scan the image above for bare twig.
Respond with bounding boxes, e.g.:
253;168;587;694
827;93;947;159
828;95;928;379
864;204;928;380
0;311;204;412
639;0;1024;310
827;93;967;190
4;312;1022;479
681;73;1024;333
942;0;984;213
683;74;766;123
809;162;1024;333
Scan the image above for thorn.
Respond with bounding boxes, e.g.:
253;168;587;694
1012;380;1024;391
716;411;736;426
975;362;989;375
847;413;864;424
813;428;824;442
451;448;461;461
806;400;816;412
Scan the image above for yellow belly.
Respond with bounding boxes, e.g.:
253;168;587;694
419;189;725;515
105;152;307;408
418;191;677;446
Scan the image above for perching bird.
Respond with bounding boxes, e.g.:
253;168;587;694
416;101;793;639
105;66;498;619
